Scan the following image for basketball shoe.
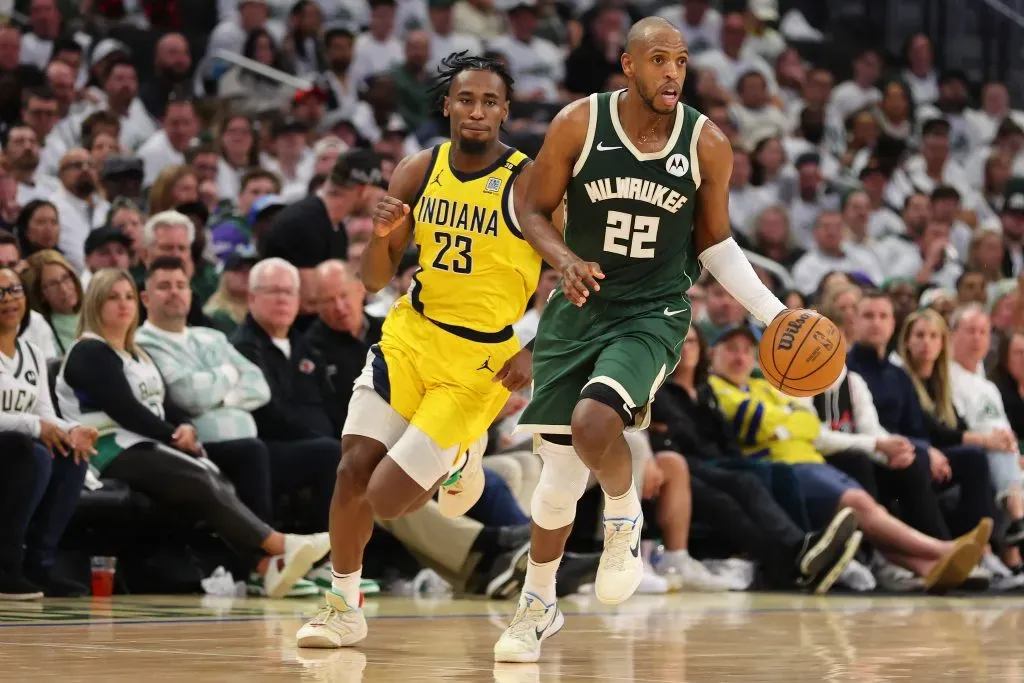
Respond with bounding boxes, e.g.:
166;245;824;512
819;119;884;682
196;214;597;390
493;592;564;663
594;512;644;604
439;434;488;518
295;590;368;648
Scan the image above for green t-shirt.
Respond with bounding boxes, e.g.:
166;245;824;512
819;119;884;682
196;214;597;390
50;313;79;356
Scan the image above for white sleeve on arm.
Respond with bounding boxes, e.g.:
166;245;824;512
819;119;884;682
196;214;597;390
698;237;787;325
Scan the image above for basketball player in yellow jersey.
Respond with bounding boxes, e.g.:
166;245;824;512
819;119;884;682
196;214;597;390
296;53;544;649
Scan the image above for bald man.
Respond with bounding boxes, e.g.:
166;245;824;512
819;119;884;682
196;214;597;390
53;148;110;271
305;260;384;422
495;16;801;662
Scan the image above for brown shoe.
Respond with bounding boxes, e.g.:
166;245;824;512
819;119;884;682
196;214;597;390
961;517;994;548
924;538;985;592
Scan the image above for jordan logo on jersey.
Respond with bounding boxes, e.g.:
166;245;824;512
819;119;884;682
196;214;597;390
477;357;494;373
583;177;688;214
431;170;444;188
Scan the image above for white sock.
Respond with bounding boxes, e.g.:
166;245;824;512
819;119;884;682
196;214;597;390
331;568;361;606
661;549;690;565
603;480;642;522
522;555;560;605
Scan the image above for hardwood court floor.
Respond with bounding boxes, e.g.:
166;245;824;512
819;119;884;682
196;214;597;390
1;592;1024;682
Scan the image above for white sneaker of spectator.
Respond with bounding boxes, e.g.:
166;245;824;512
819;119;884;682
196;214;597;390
980;553;1024;592
702;558;756;590
655;550;734;592
835;559;877;592
637;559;669;594
870;554;924;592
263;533;332;599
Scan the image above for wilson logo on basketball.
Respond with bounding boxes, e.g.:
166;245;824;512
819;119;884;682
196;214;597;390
777;312;813;350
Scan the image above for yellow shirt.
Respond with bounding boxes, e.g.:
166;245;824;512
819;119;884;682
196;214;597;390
409;142;541;339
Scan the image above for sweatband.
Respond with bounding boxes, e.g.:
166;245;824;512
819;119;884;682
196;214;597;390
698;237;787;326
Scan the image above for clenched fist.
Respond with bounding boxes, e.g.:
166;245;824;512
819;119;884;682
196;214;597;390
373;196;411;237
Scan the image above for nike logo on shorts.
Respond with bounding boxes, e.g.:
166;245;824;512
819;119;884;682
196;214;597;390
596;142;622;152
663;307;687;316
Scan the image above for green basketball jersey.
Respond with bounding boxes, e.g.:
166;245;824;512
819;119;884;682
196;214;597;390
563;89;708;304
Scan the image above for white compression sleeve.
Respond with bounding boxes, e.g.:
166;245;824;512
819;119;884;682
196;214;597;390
698;237;787;326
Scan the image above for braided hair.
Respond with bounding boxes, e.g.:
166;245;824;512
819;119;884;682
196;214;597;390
430;51;515;113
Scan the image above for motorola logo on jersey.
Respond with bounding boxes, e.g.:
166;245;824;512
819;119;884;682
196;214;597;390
665;154;690;178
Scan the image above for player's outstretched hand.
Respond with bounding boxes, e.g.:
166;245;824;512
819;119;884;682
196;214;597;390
560;257;604;307
494;347;532;392
373;196;410;237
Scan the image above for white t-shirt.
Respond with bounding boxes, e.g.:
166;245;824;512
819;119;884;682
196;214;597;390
486;35;564;102
271;337;291;359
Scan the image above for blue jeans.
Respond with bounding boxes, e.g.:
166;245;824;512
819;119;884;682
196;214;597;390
467;468;530;528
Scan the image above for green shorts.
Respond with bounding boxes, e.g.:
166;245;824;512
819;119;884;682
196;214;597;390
518;292;691;435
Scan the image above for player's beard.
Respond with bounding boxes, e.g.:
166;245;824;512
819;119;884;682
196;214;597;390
637;80;676;116
456;136;489;155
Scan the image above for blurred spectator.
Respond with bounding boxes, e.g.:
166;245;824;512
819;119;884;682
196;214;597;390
55;267;330;599
729;146;770;237
991;328;1024;444
874;79;914;150
7;123;60;206
1001;178;1024;278
138;96;200;188
828;47;882;128
15;199;61;261
746;204;803;268
94;57;157;152
882;219;963;292
210;168;281;262
791;212;882;295
81;227;131;292
21;248;81;359
148;165;199;215
489;0;562;103
454;0;505;41
100;157;145;206
52;148;109;272
427;0;483;71
902;34;938;108
956;269;989;307
0;264;96;599
207;0;283;66
918;71;972;163
967;81;1024;151
691;12;773;95
282;0;325;78
136;210;214;327
351;0;404;88
788;153;838;247
391;31;434;132
23;87;61;175
696;276;750;341
204;251;256;334
730;69;788;144
564;5;621;98
107;197;145;268
305;260;382;424
218;28;294;115
656;0;721;55
264;117;314;201
140;33;194;119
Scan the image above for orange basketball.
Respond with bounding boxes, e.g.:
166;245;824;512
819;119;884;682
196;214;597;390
758;309;846;398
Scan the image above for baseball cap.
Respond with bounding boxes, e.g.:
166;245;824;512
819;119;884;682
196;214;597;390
1003;177;1024;214
292;85;328;106
89;38;130;68
330;149;386;189
248;194;287;225
224;250;260;272
84;226;132;256
101;156;144;181
712;323;759;346
273;116;309;138
920;117;951;137
428;0;456;7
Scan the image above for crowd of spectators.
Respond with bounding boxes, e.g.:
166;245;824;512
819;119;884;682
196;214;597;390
4;0;1024;601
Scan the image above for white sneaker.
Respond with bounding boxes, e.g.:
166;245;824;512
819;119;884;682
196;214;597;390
656;553;733;592
594;513;644;605
493;592;564;663
264;533;332;599
636;561;669;594
836;558;876;592
296;591;368;648
871;555;924;592
439;433;487;518
981;554;1024;592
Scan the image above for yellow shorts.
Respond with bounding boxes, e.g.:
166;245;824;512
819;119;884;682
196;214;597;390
354;297;519;451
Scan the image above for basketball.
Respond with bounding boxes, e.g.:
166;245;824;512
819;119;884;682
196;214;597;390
758;309;846;398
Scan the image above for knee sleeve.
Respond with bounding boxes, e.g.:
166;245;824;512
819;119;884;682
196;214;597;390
530;439;591;530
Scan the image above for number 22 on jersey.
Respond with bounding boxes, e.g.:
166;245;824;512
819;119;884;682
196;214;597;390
603;211;659;259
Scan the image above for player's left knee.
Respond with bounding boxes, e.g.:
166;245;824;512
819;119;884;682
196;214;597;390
570;398;625;460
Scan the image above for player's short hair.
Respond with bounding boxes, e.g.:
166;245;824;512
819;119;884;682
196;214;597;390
432;51;515;111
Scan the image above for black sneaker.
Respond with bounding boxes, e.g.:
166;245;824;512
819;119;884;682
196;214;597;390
0;571;43;600
25;567;88;598
553;552;600;597
797;507;859;580
485;543;530;599
1006;519;1024;546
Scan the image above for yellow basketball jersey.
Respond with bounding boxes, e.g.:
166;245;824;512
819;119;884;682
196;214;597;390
409;143;541;339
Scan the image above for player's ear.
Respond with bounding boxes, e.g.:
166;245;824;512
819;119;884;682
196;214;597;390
621;52;633;79
442;95;450;118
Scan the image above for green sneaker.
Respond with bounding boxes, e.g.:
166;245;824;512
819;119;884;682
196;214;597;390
247;574;321;598
304;563;381;595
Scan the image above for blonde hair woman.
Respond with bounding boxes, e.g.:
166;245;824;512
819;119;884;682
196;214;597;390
54;268;330;598
899;308;1024;559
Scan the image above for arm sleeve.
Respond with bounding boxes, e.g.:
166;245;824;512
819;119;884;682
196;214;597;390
698;237;787;325
63;339;176;443
232;338;316;440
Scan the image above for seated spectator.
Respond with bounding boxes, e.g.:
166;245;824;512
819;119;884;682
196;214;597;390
14;200;61;260
710;323;991;591
54;268;330;598
52;148;111;272
791;212;883;296
22;250;82;359
81;227;132;293
948;305;1024;548
0;265;98;598
305;260;382;423
651;326;863;593
219;29;295;116
107;198;145;270
697;275;754;342
209;169;282;263
147;165;199;215
992;327;1024;442
204;252;256;335
136;211;214;328
957;268;990;307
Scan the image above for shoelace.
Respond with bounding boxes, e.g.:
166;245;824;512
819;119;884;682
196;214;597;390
602;522;635;571
506;601;548;643
309;602;355;631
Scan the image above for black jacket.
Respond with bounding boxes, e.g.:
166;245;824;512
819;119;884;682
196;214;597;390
304;315;383;424
231;314;338;440
649;380;743;461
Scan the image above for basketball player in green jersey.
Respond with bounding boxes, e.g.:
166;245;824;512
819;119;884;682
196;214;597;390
494;18;815;662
